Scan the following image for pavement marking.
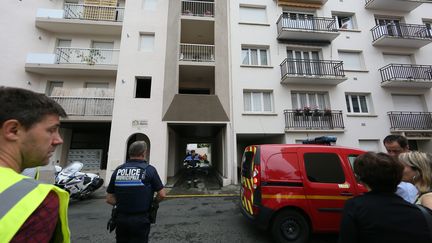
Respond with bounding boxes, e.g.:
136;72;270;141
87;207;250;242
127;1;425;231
166;194;239;198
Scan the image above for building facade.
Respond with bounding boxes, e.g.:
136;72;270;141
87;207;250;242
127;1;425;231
1;0;431;185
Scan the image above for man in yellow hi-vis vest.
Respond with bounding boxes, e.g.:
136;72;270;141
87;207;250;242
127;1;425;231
0;86;70;243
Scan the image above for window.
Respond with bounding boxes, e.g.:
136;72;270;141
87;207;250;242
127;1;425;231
424;21;431;36
358;140;380;152
142;0;157;10
85;82;109;89
46;81;63;96
135;77;151;98
333;13;355;29
348;155;358;170
291;92;330;110
345;94;370;114
239;6;267;24
304;153;345;183
243;90;273;113
139;33;155;51
241;47;269;66
338;51;364;71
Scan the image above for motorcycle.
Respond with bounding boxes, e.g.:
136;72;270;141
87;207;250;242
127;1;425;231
54;161;104;200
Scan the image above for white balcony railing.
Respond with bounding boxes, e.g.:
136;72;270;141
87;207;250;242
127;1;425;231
55;47;119;65
179;43;215;62
181;0;214;17
64;3;124;21
50;96;114;116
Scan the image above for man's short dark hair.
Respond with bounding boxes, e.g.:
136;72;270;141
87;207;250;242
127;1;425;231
128;141;147;157
354;152;403;193
0;86;67;129
383;135;408;149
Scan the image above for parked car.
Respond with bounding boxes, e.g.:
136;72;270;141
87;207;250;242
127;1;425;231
240;137;367;243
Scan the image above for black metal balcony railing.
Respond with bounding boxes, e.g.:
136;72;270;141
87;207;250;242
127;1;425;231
181;0;214;17
280;59;345;79
277;14;338;34
284;110;344;130
64;3;124;22
50;96;114;116
55;47;119;65
380;64;432;83
371;23;432;42
388;112;432;130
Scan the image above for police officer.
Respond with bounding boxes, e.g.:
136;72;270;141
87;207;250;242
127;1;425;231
183;150;200;188
106;141;166;243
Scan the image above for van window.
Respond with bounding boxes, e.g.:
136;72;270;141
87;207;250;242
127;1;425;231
348;155;358;170
304;153;345;183
241;151;254;178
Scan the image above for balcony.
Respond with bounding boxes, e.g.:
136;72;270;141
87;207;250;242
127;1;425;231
276;14;339;42
179;43;215;65
380;64;432;88
365;0;425;12
51;96;114;119
276;0;328;8
25;47;119;77
284;109;345;131
181;0;214;18
35;4;124;35
280;59;347;85
371;23;432;48
388;112;432;131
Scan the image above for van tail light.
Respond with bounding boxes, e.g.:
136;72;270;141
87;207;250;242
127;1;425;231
252;165;260;189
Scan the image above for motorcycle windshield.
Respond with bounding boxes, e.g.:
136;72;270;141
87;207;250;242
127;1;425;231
62;161;84;175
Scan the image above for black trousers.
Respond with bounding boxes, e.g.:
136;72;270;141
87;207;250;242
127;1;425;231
115;213;150;243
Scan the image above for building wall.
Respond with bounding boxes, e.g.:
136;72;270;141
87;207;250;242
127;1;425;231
106;0;170;184
231;0;432;156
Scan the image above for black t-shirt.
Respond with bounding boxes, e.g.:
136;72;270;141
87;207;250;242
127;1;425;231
339;191;431;243
107;160;164;213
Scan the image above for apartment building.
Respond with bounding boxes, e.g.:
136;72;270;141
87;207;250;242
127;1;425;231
1;0;431;186
232;0;432;173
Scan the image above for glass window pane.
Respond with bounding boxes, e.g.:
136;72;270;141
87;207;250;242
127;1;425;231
260;50;268;65
250;49;258;65
308;93;317;108
263;92;272;112
317;94;325;109
243;92;251;111
304;153;345;183
291;93;299;109
299;93;307;108
252;92;262;111
345;95;351;113
241;49;249;65
351;96;360;113
359;96;368;113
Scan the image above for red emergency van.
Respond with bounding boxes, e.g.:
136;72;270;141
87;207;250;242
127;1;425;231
240;142;367;243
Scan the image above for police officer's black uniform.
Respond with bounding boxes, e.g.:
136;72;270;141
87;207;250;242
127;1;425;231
107;159;164;243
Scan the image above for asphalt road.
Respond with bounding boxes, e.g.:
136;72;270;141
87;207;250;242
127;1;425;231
69;195;338;243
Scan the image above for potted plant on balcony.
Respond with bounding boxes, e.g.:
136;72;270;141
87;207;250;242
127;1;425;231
324;108;332;116
312;107;322;117
294;108;303;116
303;106;312;116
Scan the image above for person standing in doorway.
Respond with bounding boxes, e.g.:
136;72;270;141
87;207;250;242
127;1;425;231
0;86;70;243
383;134;418;203
106;141;166;243
183;150;200;188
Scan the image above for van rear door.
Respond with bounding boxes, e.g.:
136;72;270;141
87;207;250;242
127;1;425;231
240;146;258;216
298;147;358;232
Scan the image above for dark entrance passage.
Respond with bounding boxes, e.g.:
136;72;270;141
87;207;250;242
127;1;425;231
166;124;226;194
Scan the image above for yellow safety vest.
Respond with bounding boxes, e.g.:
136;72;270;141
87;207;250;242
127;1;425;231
0;167;70;243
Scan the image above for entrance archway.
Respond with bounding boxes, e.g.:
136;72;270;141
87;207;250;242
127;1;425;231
126;133;151;162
